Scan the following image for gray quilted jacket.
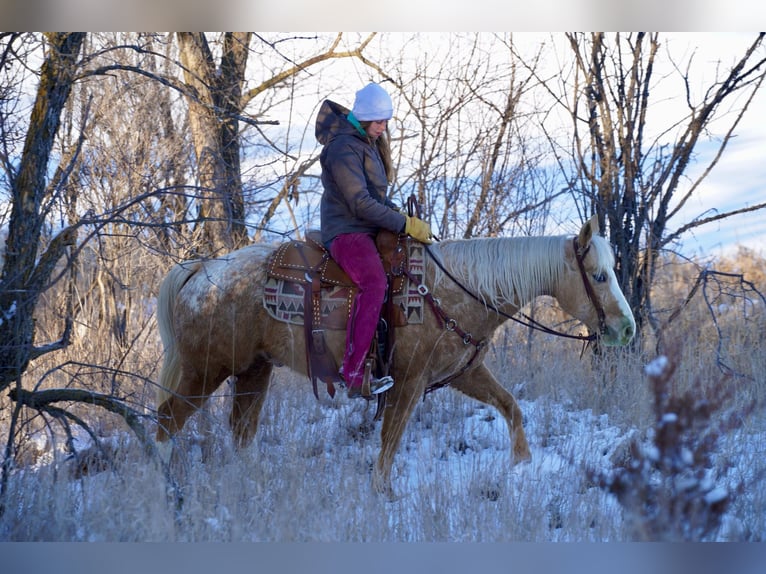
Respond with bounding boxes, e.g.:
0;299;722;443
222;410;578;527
315;99;406;246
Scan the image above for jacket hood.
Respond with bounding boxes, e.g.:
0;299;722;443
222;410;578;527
315;99;362;146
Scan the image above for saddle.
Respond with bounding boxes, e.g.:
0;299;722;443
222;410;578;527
265;229;410;399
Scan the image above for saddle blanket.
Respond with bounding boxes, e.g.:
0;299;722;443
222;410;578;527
263;242;426;328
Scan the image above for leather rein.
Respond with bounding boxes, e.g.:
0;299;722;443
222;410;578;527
403;197;608;395
423;238;607;344
406;197;606;341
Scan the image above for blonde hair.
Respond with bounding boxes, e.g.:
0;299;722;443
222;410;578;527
360;122;395;184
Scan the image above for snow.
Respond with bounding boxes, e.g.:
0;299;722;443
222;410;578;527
705;487;729;505
7;367;765;542
644;355;668;377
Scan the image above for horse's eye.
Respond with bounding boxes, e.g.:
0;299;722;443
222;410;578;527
593;272;607;283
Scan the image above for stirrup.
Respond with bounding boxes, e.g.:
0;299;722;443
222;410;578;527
347;375;394;399
369;375;394;395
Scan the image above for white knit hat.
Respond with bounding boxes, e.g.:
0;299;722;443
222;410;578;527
351;83;393;121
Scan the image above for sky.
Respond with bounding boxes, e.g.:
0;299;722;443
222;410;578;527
656;33;766;258
1;10;764;260
295;31;766;259
677;133;765;258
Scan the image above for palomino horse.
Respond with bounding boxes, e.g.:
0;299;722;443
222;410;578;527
155;216;635;494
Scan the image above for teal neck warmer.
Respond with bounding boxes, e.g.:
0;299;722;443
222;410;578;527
347;112;367;137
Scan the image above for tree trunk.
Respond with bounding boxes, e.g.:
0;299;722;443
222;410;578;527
177;32;250;254
0;33;84;388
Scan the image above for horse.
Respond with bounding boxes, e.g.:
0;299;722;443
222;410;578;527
154;216;636;494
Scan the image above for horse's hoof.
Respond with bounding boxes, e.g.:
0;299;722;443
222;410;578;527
375;483;404;502
383;489;409;502
512;454;532;467
515;451;532;463
372;473;397;500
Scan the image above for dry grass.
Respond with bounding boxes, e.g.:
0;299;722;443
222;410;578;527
590;342;758;541
1;247;764;541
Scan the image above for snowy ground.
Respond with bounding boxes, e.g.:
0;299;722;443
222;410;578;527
4;370;763;543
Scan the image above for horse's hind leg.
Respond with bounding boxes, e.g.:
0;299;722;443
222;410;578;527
156;365;227;443
229;360;273;448
451;364;531;463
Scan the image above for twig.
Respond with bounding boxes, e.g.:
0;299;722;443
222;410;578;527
8;387;156;457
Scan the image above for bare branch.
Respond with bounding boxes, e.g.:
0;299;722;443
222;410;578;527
242;33;379;105
664;201;766;246
9;387;157;458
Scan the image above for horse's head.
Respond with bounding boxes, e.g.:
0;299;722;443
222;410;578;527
556;216;636;346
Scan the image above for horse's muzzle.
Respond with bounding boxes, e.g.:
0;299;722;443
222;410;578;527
603;316;636;346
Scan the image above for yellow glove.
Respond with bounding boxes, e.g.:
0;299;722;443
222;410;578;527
404;215;433;244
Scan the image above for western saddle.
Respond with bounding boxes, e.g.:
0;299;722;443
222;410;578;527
266;229;410;399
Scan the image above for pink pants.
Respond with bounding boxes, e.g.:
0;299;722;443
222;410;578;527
329;233;387;388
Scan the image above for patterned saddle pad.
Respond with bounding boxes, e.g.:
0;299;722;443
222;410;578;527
263;238;425;329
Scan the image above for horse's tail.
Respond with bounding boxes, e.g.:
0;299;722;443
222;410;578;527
156;261;201;407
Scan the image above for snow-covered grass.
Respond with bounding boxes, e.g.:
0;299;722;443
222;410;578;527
2;339;763;542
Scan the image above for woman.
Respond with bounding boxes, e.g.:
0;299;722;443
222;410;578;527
315;82;433;399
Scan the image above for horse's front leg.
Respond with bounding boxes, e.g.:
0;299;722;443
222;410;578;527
451;363;531;463
375;374;425;497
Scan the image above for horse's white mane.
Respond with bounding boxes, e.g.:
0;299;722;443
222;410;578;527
430;234;615;308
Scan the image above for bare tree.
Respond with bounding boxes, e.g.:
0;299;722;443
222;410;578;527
383;33;556;239
62;33;194;355
171;33;393;252
0;33;85;389
541;32;766;334
176;32;251;253
0;33;90;511
0;33;204;509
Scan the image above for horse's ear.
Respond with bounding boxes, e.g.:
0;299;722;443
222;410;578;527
578;215;599;248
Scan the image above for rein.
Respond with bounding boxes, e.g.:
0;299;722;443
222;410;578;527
399;236;605;396
401;266;487;396
404;194;602;342
403;196;607;395
422;241;603;342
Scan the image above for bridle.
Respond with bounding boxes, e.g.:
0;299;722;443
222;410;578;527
419;238;607;344
571;237;608;338
403;197;609;394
